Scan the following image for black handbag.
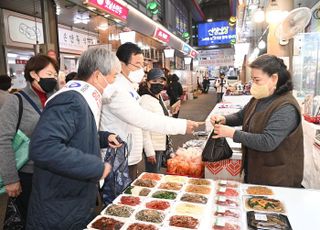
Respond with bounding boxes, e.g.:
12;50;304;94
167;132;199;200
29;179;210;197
202;129;233;162
3;198;24;230
161;135;174;168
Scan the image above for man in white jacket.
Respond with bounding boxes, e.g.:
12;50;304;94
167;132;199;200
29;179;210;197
100;42;199;180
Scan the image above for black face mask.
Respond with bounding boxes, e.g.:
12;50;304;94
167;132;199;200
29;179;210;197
149;83;164;95
38;78;57;93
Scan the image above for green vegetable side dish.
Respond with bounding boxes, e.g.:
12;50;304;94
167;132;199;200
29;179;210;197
152;190;177;200
124;186;133;194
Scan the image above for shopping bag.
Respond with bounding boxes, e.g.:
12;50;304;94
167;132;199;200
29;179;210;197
161;135;174;168
0;94;29;195
3;198;24;230
102;142;132;205
202;129;233;162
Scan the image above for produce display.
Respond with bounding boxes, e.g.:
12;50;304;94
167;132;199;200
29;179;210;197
158;182;183;190
246;196;285;213
140;173;162;181
87;174;296;230
247;211;292;230
124;186;151;196
135;209;165;223
169;215;200;229
151;190;177;200
145;200;171;210
104;204;134;218
185;185;211;195
133;179;157;188
118;196;141;206
246;186;274;195
90;216;124;230
127;223;158;230
180;193;208;204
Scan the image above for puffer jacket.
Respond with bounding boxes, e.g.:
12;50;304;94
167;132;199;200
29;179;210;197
140;94;167;157
100;73;187;165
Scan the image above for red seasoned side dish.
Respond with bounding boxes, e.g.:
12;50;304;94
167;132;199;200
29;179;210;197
169;215;199;229
91;216;124;230
127;223;158;230
214;210;240;219
119;196;141;206
146;200;170;210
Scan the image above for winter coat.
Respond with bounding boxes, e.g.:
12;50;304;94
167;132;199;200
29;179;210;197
167;80;183;105
140;94;167;157
100;73;187;166
26;91;107;230
0;83;46;185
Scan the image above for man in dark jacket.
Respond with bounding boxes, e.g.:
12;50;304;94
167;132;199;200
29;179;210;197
167;74;183;118
26;47;122;230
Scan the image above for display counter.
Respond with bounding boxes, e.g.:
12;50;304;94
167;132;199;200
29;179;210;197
87;173;320;230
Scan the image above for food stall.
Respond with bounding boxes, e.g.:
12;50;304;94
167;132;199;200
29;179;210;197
87;173;320;229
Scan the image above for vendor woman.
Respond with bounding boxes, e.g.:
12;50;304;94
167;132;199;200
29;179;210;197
210;54;303;188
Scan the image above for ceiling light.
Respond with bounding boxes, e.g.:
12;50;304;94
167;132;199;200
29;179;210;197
207;18;213;22
97;23;108;31
258;40;266;49
266;0;288;24
253;8;265;23
87;6;96;11
73;12;90;24
184;57;192;65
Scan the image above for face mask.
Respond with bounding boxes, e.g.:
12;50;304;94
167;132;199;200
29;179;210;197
38;78;57;93
128;68;144;83
250;83;270;99
97;74;115;99
149;83;164;95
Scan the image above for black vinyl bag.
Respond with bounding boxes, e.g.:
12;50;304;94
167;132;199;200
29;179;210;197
3;198;24;230
202;129;233;162
161;135;174;168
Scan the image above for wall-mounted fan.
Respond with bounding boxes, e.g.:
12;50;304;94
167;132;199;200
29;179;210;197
275;7;312;45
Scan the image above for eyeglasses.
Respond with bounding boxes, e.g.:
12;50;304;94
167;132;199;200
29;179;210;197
128;63;143;69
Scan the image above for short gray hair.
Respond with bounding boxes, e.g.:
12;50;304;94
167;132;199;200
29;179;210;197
77;46;121;81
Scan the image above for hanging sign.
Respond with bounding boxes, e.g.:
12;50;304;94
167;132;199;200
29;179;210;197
154;27;170;43
182;44;191;54
15;59;28;64
190;49;198;58
85;0;129;21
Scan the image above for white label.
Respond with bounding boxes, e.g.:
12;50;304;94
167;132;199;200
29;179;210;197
219;180;227;185
217;196;226;202
215;218;226;226
254;213;268;221
218;187;227;193
216;206;226;213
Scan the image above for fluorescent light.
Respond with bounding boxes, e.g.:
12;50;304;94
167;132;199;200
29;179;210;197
253;8;265;23
7;53;18;58
258;40;266;49
184;57;192;65
207;18;213;22
87;6;96;11
119;31;136;44
164;48;174;58
97;23;108;31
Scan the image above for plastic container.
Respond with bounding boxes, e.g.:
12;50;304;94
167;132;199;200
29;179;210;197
101;204;135;218
211;217;242;230
213;206;241;220
215;196;240;208
123;185;153;197
113;194;144;207
86;215;126;230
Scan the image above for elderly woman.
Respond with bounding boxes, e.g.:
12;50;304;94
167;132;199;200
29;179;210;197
211;54;303;187
0;55;59;226
26;47;121;229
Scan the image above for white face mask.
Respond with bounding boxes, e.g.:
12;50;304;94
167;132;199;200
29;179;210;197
102;83;116;100
128;68;145;83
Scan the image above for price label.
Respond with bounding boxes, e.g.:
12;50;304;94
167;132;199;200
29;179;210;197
218;187;227;193
219;180;227;185
255;213;268;221
216;206;226;213
217;196;226;202
215;218;226;226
